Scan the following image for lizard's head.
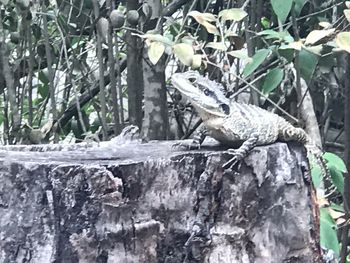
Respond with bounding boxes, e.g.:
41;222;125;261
171;71;230;119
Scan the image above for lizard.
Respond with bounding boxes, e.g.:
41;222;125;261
171;70;323;170
171;71;337;260
171;70;329;260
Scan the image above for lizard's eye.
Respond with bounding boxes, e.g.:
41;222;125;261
204;88;211;96
220;103;230;115
188;77;197;83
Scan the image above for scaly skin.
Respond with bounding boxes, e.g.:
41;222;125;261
171;71;313;168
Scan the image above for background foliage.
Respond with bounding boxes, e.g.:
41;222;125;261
1;0;350;261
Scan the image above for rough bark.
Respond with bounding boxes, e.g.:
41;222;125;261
141;0;169;141
0;139;321;262
141;57;168;140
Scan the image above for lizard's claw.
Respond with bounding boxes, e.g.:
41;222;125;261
172;141;200;150
223;149;244;170
223;157;238;170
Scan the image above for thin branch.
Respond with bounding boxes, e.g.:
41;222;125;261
92;0;108;140
291;1;301;119
107;0;121;134
205;60;299;123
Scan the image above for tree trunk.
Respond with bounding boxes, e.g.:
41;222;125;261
0;139;321;262
126;0;143;128
141;0;168;140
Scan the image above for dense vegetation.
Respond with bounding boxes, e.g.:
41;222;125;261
1;0;350;261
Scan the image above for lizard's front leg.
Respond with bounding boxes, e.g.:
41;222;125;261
223;132;259;169
173;126;208;150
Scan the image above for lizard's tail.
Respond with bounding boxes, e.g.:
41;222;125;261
305;144;337;200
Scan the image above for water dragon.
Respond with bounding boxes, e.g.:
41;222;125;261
171;71;322;170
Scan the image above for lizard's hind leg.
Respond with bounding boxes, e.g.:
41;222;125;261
223;133;259;169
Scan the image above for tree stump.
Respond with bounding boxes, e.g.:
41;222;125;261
0;139;321;262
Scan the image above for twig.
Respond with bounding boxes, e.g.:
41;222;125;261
42;3;58;142
92;0;108;140
291;2;302;120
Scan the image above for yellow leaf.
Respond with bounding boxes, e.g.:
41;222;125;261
206;42;228;51
219;8;248;22
344;9;350;23
305;45;323;55
319;22;332;29
201;12;217;22
225;31;238;37
288;41;303;50
188;11;219;34
317;197;329;207
304;29;335;45
148;42;165;65
336;217;346;225
191;54;202;69
188;11;216;23
327;208;344;220
336;32;350;53
173;43;194;66
202;21;219;35
180;36;196;46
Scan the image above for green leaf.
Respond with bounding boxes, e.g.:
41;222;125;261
293;0;307;16
262;68;284;94
330;203;344;213
38;84;49;99
140;33;174;46
311;165;322;189
324;152;347;173
258;29;281;39
219;8;248;22
242;49;269;77
38;71;49;85
278;48;294;63
261;17;271;29
31;24;42;40
83;0;93;9
0;110;4;126
321;207;336;225
258;30;293;42
298;48;319;83
227;49;251;62
320;208;340;256
148;41;165;65
271;0;293;23
329;167;344;194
